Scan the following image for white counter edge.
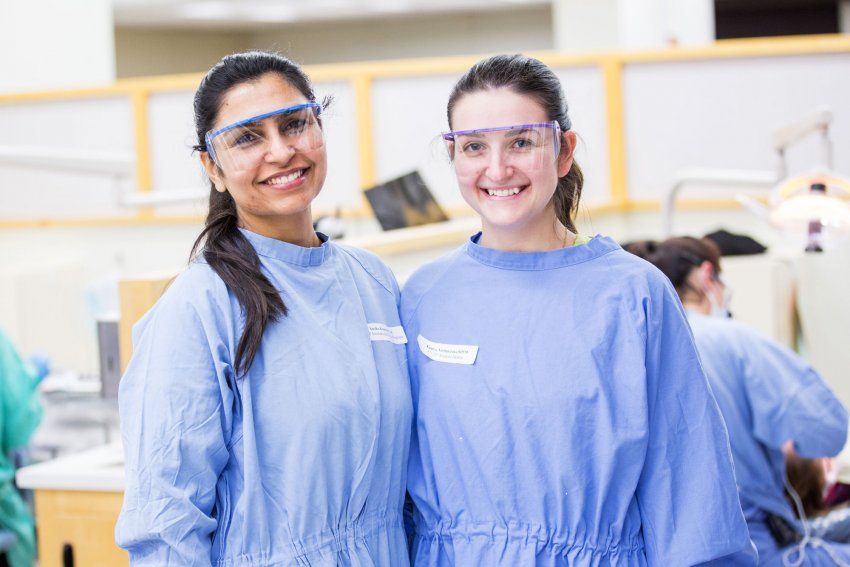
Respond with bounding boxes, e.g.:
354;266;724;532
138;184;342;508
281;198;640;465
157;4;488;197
16;442;125;492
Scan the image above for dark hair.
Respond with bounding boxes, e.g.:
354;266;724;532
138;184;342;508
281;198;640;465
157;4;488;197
190;51;322;376
785;452;827;518
625;236;721;299
446;54;584;232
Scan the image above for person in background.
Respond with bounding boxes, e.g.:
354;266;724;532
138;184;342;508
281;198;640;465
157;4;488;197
630;236;850;566
115;51;412;565
401;54;755;566
0;328;43;567
783;437;850;544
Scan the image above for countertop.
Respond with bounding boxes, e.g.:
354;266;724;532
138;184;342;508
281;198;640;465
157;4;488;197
16;442;124;492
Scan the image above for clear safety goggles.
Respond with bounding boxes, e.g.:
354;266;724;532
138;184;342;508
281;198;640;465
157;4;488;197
205;102;323;173
442;121;562;175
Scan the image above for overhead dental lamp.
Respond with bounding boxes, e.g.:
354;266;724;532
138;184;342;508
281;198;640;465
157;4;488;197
766;174;850;252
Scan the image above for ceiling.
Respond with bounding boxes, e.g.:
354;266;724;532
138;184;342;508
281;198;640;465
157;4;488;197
113;0;551;29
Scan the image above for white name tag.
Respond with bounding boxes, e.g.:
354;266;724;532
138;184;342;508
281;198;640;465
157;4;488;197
368;323;408;344
417;334;479;365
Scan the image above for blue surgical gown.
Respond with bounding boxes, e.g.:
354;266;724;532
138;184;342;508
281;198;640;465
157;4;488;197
400;234;755;566
116;229;412;566
688;311;850;566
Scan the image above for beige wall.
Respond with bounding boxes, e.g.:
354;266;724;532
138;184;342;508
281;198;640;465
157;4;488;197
114;29;252;78
114;7;553;78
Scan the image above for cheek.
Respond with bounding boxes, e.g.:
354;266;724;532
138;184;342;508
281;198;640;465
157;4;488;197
532;168;560;199
454;170;480;194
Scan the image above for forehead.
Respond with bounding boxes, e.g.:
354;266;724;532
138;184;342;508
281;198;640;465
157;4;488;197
214;73;308;130
451;87;548;131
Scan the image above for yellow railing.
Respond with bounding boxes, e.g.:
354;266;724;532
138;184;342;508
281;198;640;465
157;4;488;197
1;33;849;230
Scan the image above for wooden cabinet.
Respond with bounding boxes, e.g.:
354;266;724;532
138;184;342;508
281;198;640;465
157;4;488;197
34;490;127;567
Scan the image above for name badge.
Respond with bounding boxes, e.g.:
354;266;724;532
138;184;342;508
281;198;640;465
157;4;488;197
368;323;408;345
417;334;479;365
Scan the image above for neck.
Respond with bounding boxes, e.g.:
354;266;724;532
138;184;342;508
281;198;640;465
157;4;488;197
479;211;575;252
683;298;711;315
240;209;321;248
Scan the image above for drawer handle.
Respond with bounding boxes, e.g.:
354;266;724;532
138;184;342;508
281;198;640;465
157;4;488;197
62;543;74;567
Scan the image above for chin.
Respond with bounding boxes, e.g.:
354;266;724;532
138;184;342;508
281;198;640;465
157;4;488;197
478;207;534;230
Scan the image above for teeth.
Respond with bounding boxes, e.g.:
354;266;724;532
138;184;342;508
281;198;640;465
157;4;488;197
486;187;521;197
267;170;303;185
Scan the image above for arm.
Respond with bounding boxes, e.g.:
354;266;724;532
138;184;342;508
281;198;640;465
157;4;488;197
115;290;234;566
636;282;756;566
742;330;848;458
0;329;42;451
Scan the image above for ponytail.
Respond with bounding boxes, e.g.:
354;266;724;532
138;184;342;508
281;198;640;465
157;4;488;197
190;190;286;376
553;159;583;232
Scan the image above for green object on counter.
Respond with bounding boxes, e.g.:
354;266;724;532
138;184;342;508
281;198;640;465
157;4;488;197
0;328;43;567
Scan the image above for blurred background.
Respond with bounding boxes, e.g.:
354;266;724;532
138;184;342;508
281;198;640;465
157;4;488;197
1;1;850;563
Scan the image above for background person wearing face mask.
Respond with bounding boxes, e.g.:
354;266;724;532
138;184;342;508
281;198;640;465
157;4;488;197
115;52;412;566
630;236;850;566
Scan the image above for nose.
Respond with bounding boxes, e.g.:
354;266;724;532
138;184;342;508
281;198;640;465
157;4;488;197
483;148;513;183
264;132;296;164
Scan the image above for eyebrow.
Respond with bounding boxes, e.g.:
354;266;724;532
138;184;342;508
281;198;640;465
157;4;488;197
504;127;534;136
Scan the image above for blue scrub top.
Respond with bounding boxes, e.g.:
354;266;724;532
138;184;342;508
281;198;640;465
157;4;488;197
116;229;412;566
401;234;755;566
688;311;850;565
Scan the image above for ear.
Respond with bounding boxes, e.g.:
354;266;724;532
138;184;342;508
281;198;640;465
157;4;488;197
200;152;227;193
697;261;715;286
445;139;455;161
557;130;576;178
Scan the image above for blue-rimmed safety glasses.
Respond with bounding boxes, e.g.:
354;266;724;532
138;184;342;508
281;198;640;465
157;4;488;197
442;121;562;176
205;102;323;173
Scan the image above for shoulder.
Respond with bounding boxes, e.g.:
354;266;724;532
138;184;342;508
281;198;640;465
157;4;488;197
162;261;231;309
585;244;676;310
333;243;398;296
692;312;762;344
400;245;466;321
135;260;233;336
603;246;672;291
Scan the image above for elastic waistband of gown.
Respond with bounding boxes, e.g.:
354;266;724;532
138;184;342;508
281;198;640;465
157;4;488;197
414;519;645;558
214;508;404;567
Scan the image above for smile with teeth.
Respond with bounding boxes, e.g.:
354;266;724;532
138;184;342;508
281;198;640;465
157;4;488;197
483;186;525;197
264;169;305;185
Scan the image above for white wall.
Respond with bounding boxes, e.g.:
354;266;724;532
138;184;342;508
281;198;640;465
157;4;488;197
553;0;620;52
0;0;115;92
554;0;714;51
623;53;850;201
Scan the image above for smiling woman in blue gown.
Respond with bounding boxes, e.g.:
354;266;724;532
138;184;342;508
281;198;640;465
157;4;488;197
115;52;412;566
632;236;850;567
400;54;755;566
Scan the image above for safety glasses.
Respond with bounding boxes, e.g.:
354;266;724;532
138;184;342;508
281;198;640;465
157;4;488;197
442;121;562;175
205;102;323;173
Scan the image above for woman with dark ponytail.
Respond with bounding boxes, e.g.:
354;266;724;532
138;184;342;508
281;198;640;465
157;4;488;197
632;237;850;566
116;51;412;566
400;55;754;565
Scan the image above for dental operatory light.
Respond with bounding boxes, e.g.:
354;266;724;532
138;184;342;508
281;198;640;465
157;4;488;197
769;175;850;252
734;107;850;252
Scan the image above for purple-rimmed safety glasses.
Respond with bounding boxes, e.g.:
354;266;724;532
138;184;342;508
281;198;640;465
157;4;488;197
205;102;323;173
442;121;562;175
